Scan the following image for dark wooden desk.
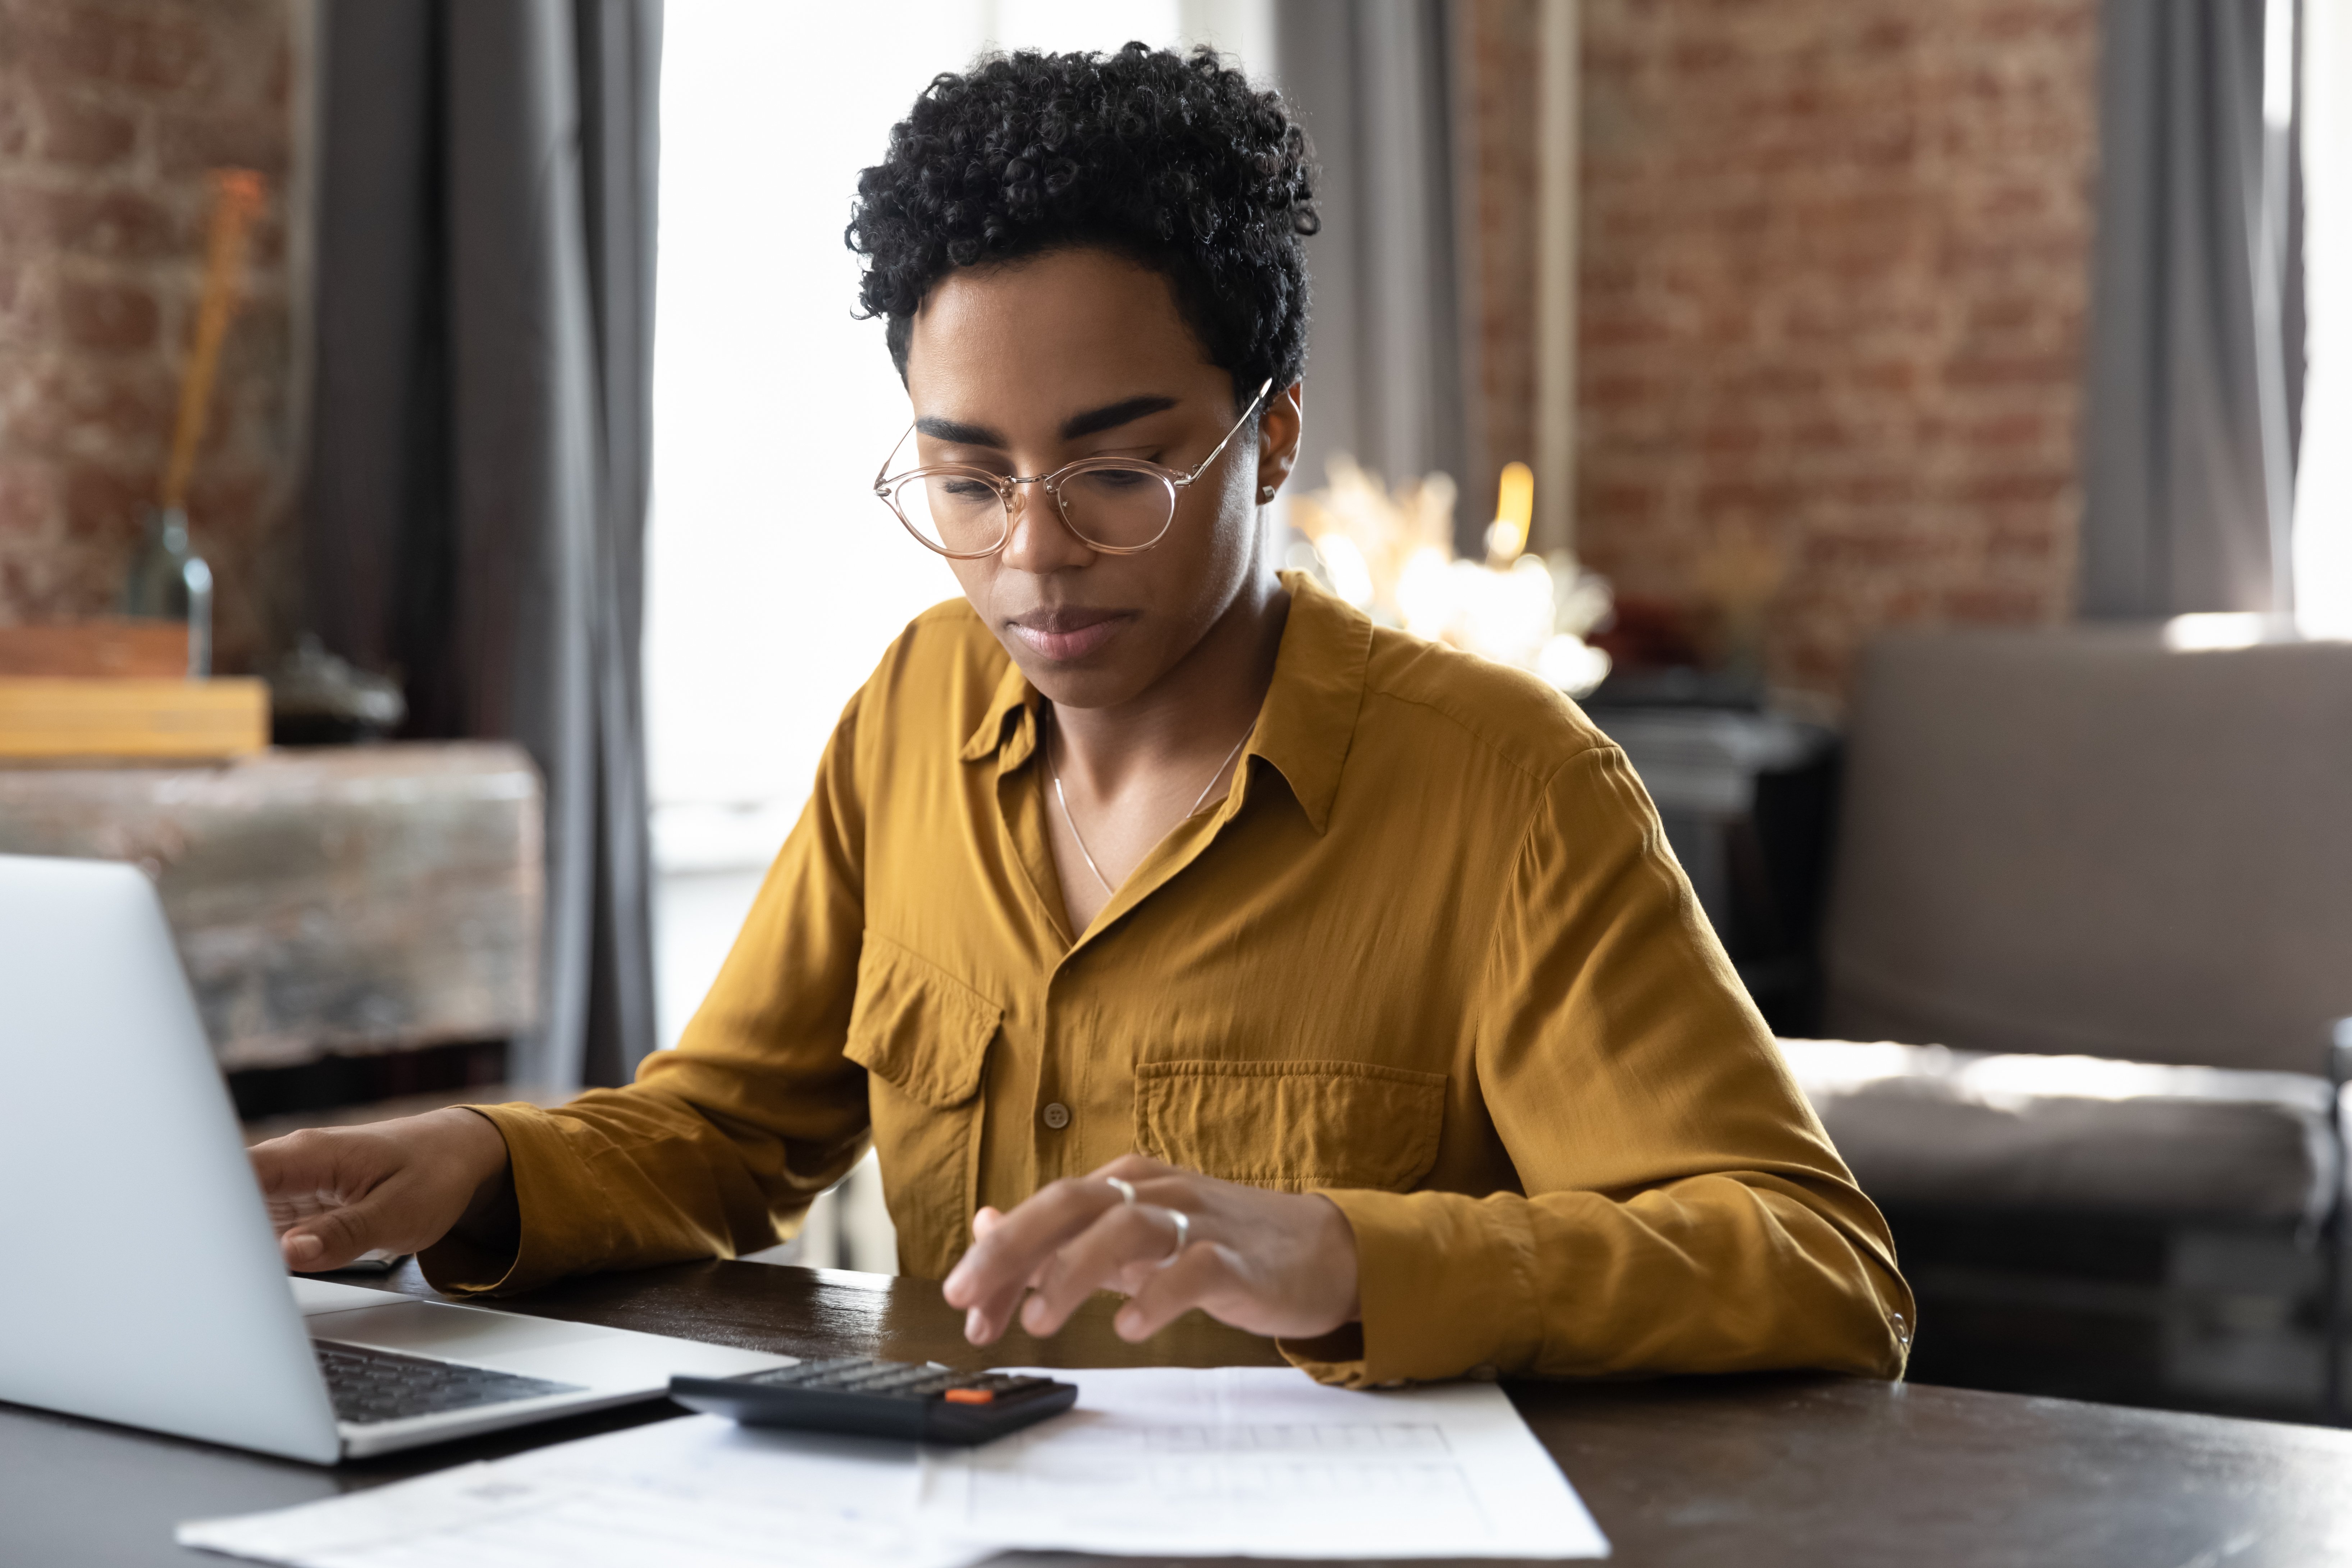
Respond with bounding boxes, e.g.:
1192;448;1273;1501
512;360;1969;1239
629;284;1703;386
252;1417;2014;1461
7;1260;2351;1565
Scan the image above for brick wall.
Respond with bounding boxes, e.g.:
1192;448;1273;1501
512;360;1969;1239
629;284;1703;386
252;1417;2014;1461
1466;0;2097;700
0;0;303;675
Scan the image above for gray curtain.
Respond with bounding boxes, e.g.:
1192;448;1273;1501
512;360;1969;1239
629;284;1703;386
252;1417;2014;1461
304;0;661;1092
1276;0;1480;555
2081;0;2296;617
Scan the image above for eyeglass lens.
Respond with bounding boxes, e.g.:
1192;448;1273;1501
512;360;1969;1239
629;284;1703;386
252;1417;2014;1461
889;465;1178;555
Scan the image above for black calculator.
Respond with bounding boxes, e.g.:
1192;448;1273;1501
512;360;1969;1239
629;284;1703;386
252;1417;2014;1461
668;1356;1078;1445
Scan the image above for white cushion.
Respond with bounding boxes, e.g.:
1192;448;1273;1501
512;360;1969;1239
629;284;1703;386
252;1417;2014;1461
1780;1038;2343;1228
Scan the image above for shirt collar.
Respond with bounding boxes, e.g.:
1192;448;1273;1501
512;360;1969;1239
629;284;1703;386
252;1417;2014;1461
958;568;1369;833
1244;570;1369;834
961;656;1037;767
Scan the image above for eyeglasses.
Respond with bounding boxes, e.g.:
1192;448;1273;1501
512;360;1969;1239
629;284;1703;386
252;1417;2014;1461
873;379;1274;559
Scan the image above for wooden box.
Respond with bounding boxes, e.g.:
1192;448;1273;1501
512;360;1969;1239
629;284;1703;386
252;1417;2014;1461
0;677;269;761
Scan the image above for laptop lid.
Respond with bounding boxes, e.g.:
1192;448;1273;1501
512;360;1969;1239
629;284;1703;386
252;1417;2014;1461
0;854;342;1464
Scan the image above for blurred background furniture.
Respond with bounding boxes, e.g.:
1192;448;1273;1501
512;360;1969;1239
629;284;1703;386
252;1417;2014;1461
0;743;545;1133
1586;703;1839;1037
1786;625;2352;1420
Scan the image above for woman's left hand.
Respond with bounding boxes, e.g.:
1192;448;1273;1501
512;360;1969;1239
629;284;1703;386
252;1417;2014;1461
941;1153;1361;1344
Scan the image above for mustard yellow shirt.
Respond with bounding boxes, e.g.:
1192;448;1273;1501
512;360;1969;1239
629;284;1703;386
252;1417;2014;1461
426;573;1913;1387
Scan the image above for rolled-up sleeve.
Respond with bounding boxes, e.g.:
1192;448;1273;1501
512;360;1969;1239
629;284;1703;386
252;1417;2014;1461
1284;744;1913;1387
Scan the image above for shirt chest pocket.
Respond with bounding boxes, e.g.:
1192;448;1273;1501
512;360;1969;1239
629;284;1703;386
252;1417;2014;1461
1133;1059;1448;1193
841;936;1001;1277
842;937;999;1109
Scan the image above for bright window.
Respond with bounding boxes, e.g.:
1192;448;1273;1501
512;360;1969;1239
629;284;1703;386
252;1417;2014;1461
2299;0;2352;633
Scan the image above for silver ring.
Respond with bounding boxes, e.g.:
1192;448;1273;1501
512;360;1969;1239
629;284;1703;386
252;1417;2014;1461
1158;1208;1190;1268
1105;1176;1138;1207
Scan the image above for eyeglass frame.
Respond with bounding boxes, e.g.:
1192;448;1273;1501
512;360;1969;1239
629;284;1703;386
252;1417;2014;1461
873;378;1276;560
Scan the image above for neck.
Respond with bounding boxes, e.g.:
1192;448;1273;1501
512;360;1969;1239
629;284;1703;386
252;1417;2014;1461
1051;566;1289;798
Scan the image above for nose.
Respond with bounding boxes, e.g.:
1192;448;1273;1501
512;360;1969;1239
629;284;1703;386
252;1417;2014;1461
996;479;1094;575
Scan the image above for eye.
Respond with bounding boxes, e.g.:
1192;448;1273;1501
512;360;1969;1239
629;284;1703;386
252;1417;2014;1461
937;477;1000;502
1079;466;1154;492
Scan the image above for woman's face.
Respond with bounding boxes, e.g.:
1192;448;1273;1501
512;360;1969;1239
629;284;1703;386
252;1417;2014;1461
901;247;1300;712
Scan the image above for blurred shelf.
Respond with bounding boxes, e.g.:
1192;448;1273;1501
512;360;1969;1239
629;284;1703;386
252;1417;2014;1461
0;742;544;1069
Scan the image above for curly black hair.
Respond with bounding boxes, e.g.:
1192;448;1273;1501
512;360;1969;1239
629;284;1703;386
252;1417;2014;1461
846;43;1319;413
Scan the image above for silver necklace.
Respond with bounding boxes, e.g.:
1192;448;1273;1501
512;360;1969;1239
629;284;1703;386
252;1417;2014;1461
1046;705;1254;896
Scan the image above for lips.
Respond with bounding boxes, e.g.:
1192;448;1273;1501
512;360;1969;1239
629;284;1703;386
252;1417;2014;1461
1007;607;1133;663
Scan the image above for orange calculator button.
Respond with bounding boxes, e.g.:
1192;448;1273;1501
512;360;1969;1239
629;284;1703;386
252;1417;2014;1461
942;1388;996;1405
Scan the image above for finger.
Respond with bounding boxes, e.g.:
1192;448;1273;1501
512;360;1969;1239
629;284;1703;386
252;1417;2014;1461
248;1138;291;1195
949;1160;1188;1340
1019;1201;1184;1339
1089;1152;1179;1185
958;1207;1011;1344
279;1187;404;1273
1112;1238;1232;1341
248;1129;345;1199
951;1166;1197;1341
960;1201;1119;1345
944;1177;1119;1320
965;1207;1038;1285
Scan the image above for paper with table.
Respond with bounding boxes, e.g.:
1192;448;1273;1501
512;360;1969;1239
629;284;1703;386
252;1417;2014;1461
923;1366;1606;1558
177;1366;1609;1564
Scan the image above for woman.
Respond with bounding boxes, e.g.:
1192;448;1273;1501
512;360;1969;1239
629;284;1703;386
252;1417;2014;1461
257;44;1911;1388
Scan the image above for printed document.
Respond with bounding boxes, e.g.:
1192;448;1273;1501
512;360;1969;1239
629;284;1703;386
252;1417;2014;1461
178;1366;1608;1565
917;1367;1606;1558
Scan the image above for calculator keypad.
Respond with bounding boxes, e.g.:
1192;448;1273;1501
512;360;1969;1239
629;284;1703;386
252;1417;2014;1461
738;1356;1052;1404
670;1355;1078;1445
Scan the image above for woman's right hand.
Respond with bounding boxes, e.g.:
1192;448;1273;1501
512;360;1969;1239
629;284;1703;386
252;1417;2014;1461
247;1107;516;1272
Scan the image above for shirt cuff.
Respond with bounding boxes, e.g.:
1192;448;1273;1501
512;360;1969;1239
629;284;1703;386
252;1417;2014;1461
1277;1188;1543;1387
416;1102;589;1296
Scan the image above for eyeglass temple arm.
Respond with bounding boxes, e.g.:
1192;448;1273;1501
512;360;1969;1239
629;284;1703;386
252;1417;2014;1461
1173;379;1277;489
874;424;917;493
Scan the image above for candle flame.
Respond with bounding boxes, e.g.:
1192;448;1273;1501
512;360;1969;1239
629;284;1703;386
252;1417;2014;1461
1486;461;1535;564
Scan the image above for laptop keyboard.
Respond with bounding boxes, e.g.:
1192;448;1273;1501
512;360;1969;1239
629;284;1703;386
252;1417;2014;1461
315;1340;585;1426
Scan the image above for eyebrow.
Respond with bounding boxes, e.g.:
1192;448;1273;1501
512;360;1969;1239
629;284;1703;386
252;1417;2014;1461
1062;394;1178;440
913;394;1182;450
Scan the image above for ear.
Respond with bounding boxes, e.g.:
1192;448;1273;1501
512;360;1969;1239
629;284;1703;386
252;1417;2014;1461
1253;382;1305;501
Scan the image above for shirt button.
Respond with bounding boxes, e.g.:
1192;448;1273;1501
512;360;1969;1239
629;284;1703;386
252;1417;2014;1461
1041;1102;1071;1130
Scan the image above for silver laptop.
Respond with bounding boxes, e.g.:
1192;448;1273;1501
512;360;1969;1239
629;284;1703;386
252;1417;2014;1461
0;852;792;1463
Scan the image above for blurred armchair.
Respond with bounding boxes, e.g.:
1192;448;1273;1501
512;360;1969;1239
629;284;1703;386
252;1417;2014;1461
1786;625;2352;1418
